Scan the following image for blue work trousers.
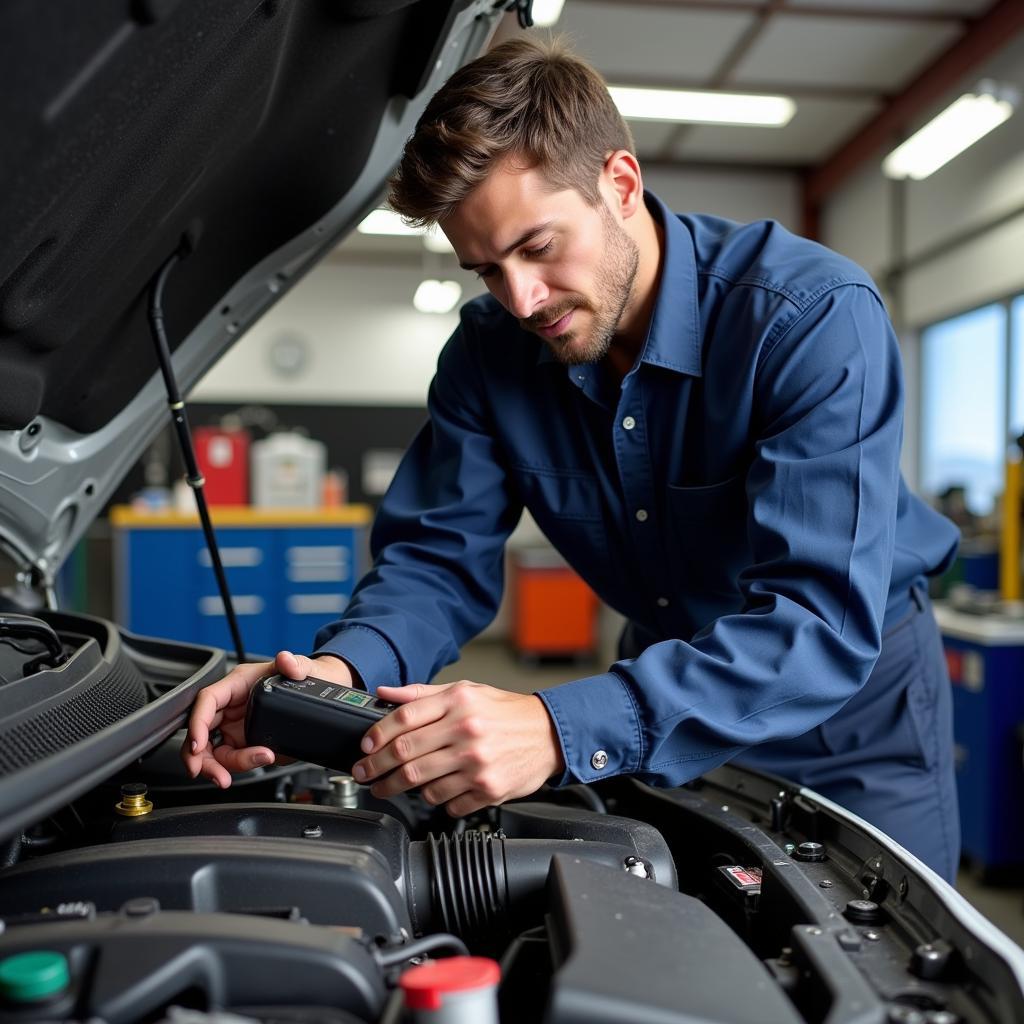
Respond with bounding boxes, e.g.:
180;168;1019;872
622;586;961;882
734;586;960;882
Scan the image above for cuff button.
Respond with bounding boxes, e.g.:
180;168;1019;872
591;750;609;771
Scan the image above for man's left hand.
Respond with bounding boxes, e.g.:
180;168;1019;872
350;681;565;816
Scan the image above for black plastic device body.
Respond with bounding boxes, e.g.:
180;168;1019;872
244;674;397;772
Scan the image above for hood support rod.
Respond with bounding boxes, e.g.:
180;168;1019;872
147;250;246;665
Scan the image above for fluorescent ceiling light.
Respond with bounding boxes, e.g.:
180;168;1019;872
358;209;455;253
357;209;421;236
422;225;455;254
414;279;462;314
531;0;566;26
883;84;1018;181
609;85;795;127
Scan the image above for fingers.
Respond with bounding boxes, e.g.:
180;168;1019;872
196;749;232;789
213;743;275;776
366;746;463;797
277;650;354;686
181;658;272;779
185;738;276;788
376;683;446;704
407;770;490;817
445;790;492;818
354;689;448;769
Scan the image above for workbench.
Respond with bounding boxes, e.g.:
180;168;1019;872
111;505;371;657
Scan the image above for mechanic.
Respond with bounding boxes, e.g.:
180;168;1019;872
183;38;962;882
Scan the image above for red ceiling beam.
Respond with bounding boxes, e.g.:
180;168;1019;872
581;0;974;23
804;0;1024;211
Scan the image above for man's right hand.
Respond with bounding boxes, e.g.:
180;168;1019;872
180;650;355;788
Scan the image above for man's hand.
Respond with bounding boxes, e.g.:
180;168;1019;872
181;650;354;788
351;680;565;817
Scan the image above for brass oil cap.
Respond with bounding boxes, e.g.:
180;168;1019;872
115;782;153;817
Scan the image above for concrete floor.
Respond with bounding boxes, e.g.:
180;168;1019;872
438;636;1024;948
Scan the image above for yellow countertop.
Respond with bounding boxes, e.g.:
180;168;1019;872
110;504;373;528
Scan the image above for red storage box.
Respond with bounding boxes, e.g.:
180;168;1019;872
195;427;250;505
510;548;598;659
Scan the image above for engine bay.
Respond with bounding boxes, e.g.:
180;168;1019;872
0;613;1022;1023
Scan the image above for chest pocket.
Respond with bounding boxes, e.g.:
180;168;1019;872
512;466;607;571
666;474;749;599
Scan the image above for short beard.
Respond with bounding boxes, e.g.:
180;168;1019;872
545;204;639;367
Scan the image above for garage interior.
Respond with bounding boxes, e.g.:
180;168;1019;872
21;0;1024;952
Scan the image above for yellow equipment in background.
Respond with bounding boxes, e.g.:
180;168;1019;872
1001;444;1023;602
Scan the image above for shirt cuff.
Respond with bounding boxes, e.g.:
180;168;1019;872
536;670;642;786
312;624;403;694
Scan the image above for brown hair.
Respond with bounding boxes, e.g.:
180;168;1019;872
387;36;634;226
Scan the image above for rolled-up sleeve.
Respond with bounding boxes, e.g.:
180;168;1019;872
312;310;522;692
540;284;903;786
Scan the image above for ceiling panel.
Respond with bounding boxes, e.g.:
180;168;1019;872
668;96;882;164
558;1;756;82
627;119;683;156
730;13;962;89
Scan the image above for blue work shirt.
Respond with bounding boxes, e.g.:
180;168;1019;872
314;192;959;788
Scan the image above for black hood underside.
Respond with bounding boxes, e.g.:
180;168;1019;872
0;0;458;434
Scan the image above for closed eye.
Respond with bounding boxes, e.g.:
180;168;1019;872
473;240;554;280
525;240;554;259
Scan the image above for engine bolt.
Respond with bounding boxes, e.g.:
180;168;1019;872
623;856;650;879
845;899;882;924
794;841;826;862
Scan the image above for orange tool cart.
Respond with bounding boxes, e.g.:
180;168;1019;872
510;547;599;661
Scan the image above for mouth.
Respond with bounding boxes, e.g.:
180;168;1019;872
538;309;574;339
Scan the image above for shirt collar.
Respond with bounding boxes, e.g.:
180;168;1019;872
534;190;702;378
637;190;702;378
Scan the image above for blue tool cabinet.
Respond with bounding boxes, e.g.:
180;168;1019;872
112;505;371;657
934;604;1024;872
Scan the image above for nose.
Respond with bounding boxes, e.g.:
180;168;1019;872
500;265;547;320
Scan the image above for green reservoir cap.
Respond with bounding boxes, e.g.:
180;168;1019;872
0;951;70;1002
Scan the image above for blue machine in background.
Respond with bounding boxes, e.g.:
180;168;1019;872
935;604;1024;874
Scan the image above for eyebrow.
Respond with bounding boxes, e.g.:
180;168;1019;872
458;221;555;271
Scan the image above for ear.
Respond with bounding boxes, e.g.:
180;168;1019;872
601;150;644;221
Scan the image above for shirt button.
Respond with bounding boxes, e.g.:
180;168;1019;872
591;750;609;771
622;416;636;430
635;509;648;522
657;597;669;607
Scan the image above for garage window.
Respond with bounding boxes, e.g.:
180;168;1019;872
921;302;1007;516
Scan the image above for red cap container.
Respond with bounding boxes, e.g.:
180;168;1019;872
399;956;500;1022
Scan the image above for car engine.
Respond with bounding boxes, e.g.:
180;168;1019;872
0;612;1022;1023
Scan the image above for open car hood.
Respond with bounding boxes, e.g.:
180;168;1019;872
0;0;501;587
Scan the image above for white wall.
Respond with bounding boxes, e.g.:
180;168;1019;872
821;34;1024;328
643;164;800;232
820;160;892;287
195;165;800;407
819;35;1024;492
193;261;484;406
